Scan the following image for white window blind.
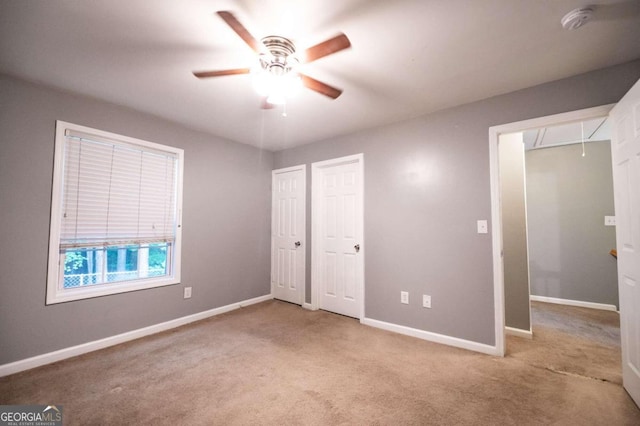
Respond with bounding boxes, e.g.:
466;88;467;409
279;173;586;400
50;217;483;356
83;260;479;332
60;130;178;249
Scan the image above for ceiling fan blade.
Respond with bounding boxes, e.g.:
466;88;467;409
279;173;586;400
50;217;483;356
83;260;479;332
193;68;251;78
302;33;351;63
217;11;262;53
299;74;343;99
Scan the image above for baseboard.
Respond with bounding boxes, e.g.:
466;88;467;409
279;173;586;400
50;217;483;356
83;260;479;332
505;326;533;339
0;294;273;378
530;295;617;312
361;317;501;356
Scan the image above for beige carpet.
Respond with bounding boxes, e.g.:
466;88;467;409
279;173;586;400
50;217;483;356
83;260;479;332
1;300;638;425
509;301;623;385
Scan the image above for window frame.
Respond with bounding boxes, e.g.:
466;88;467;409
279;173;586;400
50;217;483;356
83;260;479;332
46;121;184;304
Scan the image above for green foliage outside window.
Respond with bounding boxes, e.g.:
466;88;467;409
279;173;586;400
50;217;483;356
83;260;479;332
63;243;169;288
64;251;86;273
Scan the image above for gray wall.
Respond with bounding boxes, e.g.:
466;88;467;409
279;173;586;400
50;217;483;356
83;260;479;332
499;133;530;331
0;75;274;365
274;60;640;346
526;141;618;307
1;60;637;364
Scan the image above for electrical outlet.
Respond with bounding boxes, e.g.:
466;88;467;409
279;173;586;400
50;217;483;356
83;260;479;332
423;294;431;309
401;291;409;304
184;287;192;299
605;216;616;226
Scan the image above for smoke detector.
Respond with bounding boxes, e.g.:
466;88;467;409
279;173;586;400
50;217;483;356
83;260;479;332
561;7;594;30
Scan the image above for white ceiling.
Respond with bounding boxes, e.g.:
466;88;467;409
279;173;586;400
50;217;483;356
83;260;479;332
1;1;639;151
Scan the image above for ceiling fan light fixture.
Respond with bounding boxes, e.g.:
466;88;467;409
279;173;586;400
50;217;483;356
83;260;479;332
251;66;271;96
193;11;351;106
251;35;302;103
266;94;286;105
253;70;302;102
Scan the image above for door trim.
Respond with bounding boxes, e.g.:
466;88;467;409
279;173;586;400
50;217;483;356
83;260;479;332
489;104;615;356
271;164;306;305
311;153;365;319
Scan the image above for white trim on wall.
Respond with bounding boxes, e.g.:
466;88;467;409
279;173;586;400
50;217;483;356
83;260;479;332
0;294;273;378
505;327;533;339
530;295;618;312
489;128;507;356
362;318;501;356
489;104;616;357
46;121;185;304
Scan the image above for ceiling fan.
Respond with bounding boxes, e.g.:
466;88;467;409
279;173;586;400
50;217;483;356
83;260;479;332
193;11;351;108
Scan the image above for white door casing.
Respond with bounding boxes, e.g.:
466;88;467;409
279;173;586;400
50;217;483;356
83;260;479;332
489;104;615;357
312;154;364;319
271;165;306;305
610;78;640;407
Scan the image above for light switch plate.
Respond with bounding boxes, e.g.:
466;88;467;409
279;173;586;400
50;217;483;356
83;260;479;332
605;216;616;226
184;287;192;299
401;291;409;304
477;220;488;234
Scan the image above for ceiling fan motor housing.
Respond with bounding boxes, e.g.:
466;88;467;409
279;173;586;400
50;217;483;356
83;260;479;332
260;36;298;76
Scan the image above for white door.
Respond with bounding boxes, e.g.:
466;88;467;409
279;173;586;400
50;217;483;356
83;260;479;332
610;78;640;407
271;165;305;305
312;154;364;319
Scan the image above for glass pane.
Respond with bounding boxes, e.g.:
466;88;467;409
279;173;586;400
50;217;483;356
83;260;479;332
62;243;170;288
106;246;138;282
63;248;102;288
63;250;87;288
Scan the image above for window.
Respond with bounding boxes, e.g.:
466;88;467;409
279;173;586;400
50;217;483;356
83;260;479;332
46;121;183;304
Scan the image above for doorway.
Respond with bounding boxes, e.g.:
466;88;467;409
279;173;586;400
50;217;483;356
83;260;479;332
500;119;619;341
489;104;616;354
311;154;364;319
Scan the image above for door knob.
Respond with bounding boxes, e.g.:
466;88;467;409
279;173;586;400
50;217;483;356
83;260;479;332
354;244;360;253
295;241;301;248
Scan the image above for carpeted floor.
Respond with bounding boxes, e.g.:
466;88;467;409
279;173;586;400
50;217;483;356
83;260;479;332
508;301;623;385
1;300;638;425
